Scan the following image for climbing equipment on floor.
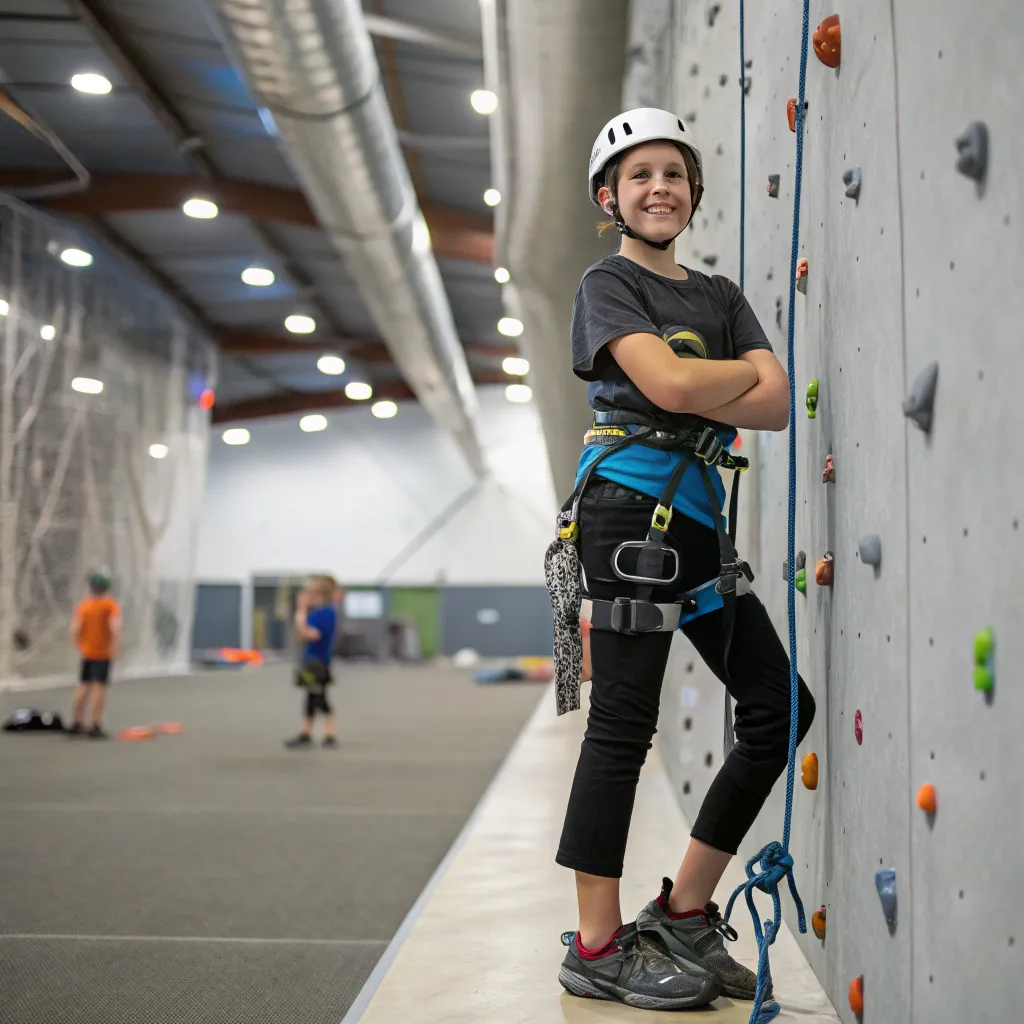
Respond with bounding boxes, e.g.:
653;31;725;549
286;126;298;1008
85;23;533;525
812;14;841;68
587;107;705;251
720;3;809;1022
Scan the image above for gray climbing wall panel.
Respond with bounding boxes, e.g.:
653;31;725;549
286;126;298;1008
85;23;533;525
649;1;1024;1020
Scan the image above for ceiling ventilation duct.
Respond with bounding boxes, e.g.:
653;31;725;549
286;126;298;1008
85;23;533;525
208;0;484;475
481;0;631;496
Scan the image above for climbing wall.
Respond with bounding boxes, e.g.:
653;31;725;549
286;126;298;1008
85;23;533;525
653;2;1024;1020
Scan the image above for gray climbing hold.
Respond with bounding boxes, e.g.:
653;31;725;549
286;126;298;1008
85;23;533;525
719;73;729;87
743;76;753;97
858;534;882;569
843;166;862;200
955;121;988;182
902;361;939;433
875;869;897;933
685;111;698;124
775;297;783;328
782;551;806;580
690;63;700;77
707;3;721;27
702;254;719;267
767;174;780;198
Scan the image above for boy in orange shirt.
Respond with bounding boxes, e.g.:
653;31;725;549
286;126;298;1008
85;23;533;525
68;568;122;738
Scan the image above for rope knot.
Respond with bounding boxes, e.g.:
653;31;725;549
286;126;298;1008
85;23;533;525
754;843;794;893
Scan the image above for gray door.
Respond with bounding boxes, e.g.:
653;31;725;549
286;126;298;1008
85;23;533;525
192;584;242;650
441;587;552;657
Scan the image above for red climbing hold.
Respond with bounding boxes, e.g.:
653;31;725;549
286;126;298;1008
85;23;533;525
854;709;863;745
917;782;937;815
813;14;842;69
787;97;798;132
815;553;834;587
822;453;835;483
811;906;827;940
796;258;809;294
849;975;864;1016
801;752;819;790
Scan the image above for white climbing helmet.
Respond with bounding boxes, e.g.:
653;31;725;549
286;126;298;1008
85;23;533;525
588;107;705;211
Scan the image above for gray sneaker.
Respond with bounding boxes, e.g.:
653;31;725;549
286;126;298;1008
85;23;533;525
636;878;768;1001
558;922;720;1010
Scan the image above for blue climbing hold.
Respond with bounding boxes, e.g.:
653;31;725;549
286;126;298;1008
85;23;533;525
875;868;897;933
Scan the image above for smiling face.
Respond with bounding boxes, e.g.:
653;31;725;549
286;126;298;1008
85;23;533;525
598;140;696;243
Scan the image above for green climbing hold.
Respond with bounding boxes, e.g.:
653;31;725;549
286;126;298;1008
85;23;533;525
795;567;807;593
973;627;994;692
806;379;819;418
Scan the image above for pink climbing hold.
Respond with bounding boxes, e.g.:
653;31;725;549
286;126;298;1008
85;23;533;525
854;710;863;745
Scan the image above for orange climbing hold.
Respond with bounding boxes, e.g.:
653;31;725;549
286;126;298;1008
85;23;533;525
811;906;827;940
787;97;797;132
801;752;819;789
117;725;155;741
849;975;864;1016
917;782;937;815
815;553;834;587
813;14;842;69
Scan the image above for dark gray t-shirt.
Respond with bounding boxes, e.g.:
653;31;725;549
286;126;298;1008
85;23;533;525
570;254;772;429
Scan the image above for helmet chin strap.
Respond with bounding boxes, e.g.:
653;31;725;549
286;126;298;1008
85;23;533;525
607;199;690;252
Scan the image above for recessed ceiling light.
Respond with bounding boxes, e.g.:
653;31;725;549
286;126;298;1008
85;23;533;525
0;299;8;316
317;354;345;375
71;377;103;394
412;216;432;255
470;89;498;115
241;266;274;286
483;188;501;207
182;197;218;219
40;325;56;341
497;316;523;337
71;73;112;95
299;414;328;432
60;248;93;267
502;356;530;376
505;383;532;403
285;314;316;334
148;443;169;459
222;428;250;445
344;381;373;401
494;267;510;284
371;400;398;419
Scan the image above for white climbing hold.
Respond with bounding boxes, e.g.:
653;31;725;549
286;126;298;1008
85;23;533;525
903;362;939;433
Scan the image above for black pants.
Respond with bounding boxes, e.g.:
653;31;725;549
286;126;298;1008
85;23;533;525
556;480;815;878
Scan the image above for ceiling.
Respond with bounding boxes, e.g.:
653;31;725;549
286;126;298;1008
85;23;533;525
0;0;515;421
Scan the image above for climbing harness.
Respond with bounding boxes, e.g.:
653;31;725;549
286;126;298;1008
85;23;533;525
544;417;751;719
720;3;810;1022
587;107;705;252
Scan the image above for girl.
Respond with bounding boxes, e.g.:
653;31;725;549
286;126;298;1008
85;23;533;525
553;108;815;1009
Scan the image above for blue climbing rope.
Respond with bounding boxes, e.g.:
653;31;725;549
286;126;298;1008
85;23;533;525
738;0;746;292
723;3;811;1022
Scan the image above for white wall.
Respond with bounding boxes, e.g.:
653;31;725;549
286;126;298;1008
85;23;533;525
196;386;559;585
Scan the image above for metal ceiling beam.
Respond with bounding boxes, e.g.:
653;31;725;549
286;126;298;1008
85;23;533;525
212;370;513;424
2;169;495;265
363;13;483;59
215;328;520;361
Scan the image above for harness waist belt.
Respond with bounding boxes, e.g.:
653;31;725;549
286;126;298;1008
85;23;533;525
581;597;690;635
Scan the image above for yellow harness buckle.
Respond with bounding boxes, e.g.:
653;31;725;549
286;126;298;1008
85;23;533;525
559;523;579;542
652;504;673;532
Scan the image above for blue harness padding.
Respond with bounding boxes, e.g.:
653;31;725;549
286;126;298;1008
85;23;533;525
675;575;726;627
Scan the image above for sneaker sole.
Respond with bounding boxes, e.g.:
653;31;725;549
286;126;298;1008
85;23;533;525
636;916;767;1001
558;965;719;1010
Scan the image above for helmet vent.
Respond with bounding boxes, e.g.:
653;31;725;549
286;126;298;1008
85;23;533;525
622;121;633;136
607;127;616;144
677;118;686;131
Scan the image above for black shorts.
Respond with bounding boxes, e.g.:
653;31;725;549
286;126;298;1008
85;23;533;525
80;659;111;684
305;688;333;717
296;658;333;716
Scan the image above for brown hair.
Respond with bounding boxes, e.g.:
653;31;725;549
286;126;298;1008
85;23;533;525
596;142;701;236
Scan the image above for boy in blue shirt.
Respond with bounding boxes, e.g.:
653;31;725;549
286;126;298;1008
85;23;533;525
284;575;340;749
